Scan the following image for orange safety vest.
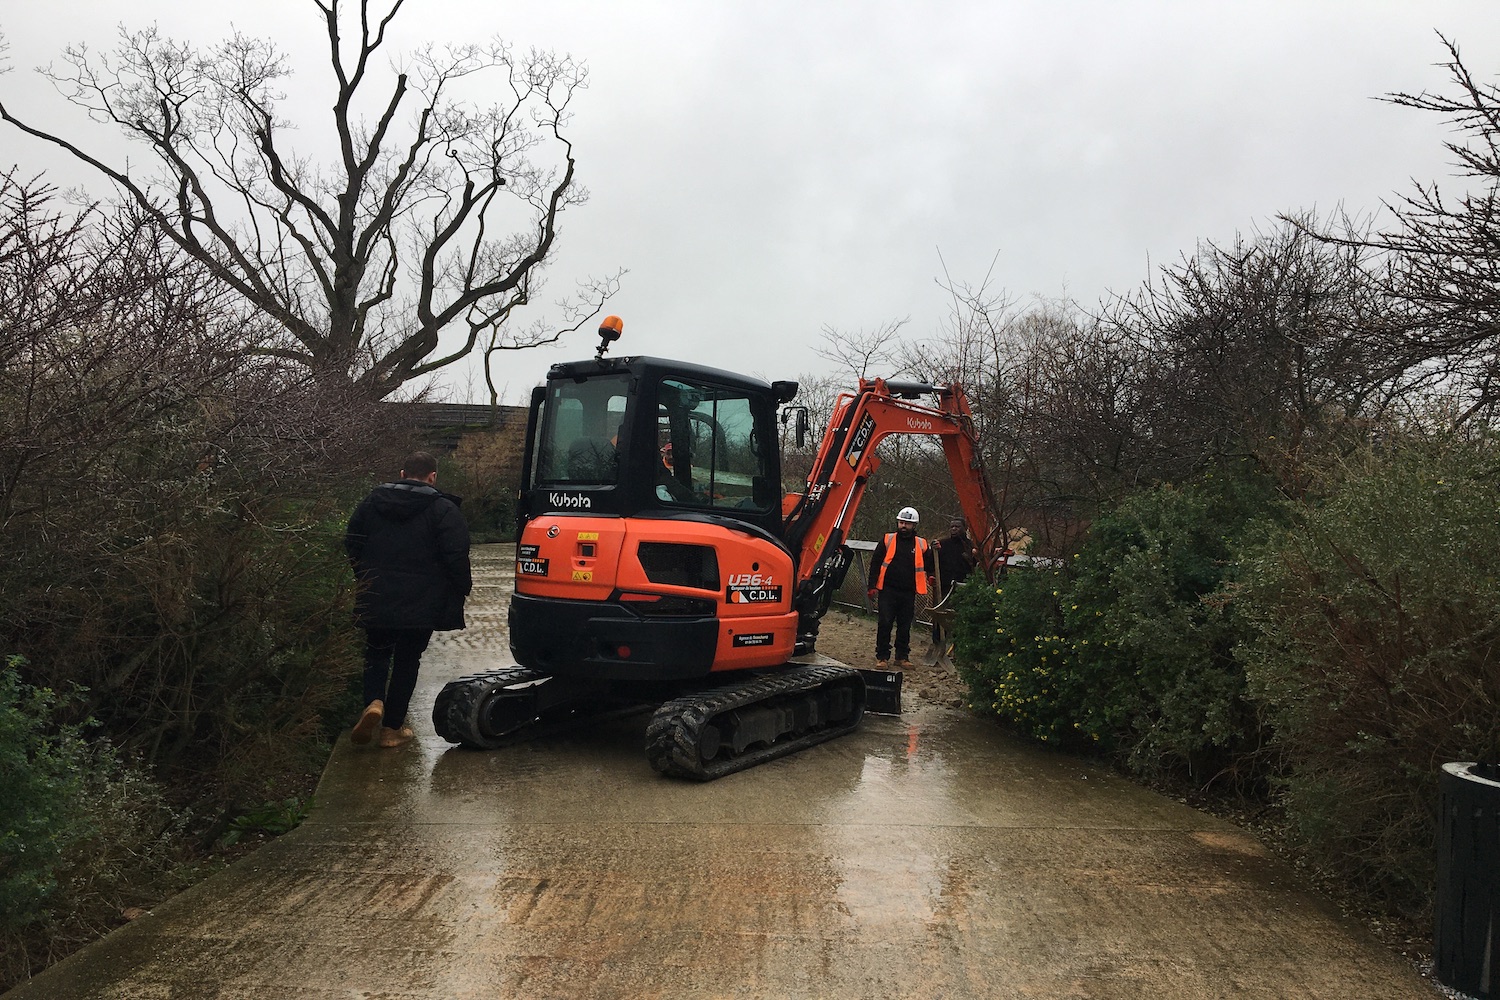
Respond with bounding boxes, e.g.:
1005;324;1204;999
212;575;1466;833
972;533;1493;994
875;533;929;595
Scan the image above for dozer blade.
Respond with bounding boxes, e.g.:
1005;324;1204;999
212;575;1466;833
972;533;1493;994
645;664;866;781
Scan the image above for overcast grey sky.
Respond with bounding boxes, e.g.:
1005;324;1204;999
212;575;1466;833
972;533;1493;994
5;1;1500;402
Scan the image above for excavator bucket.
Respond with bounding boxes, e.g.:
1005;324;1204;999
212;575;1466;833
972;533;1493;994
858;668;903;715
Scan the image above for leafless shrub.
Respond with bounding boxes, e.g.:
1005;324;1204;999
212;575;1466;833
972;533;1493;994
1110;216;1404;494
0;171;378;795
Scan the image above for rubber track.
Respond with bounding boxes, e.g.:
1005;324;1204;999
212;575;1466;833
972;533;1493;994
432;666;549;749
644;665;866;781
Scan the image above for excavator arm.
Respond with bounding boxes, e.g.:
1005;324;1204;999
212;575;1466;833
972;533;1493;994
782;377;1006;648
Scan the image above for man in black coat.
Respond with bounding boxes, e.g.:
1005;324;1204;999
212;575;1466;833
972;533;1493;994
344;451;472;748
931;516;979;643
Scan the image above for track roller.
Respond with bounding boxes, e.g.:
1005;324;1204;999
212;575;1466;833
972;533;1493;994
433;666;630;750
432;667;551;749
644;664;866;780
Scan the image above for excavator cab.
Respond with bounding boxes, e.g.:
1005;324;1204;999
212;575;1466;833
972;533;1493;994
519;355;790;535
509;355;808;684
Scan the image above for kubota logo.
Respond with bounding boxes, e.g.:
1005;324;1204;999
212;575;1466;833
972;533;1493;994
907;416;935;431
548;492;591;509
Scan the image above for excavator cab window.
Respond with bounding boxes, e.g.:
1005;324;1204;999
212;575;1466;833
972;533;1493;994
655;377;775;512
534;375;630;485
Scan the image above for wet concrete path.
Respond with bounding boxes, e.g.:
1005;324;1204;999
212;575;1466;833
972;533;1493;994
6;545;1433;999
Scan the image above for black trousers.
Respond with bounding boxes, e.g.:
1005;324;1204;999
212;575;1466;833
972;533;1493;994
875;588;916;662
362;627;432;730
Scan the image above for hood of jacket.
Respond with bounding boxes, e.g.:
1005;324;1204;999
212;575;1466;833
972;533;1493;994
368;480;462;521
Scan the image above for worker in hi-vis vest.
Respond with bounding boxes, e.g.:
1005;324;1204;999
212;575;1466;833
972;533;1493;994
866;506;936;668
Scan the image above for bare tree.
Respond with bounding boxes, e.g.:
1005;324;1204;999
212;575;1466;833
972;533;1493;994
1348;34;1500;426
813;318;907;381
0;0;600;397
897;223;1404;550
893;261;1121;552
479;270;623;409
1110;216;1403;491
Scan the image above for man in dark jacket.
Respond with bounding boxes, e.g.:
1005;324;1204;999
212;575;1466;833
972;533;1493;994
931;516;979;642
344;451;472;748
866;506;935;669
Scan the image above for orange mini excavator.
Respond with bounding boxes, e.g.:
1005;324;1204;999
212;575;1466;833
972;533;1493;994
433;318;1005;778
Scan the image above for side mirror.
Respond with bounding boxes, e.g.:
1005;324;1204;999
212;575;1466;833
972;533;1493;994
781;406;811;449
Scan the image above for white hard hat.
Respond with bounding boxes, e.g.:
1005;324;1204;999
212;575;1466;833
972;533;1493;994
897;506;919;524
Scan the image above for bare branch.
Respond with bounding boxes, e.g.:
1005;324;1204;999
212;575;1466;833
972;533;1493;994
0;0;594;396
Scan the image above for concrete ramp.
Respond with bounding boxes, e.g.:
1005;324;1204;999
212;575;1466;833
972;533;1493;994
3;545;1434;999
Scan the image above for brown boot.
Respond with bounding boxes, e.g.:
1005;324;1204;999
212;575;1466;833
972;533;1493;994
896;659;913;669
351;700;383;745
876;659;889;669
378;724;414;749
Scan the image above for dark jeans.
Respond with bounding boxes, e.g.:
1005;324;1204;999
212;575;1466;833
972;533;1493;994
875;588;916;662
362;627;432;730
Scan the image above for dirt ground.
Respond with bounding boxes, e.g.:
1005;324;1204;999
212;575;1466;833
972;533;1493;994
812;607;970;710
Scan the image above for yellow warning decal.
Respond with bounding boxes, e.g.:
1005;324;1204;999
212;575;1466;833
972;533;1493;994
571;570;593;583
577;531;599;541
814;533;826;554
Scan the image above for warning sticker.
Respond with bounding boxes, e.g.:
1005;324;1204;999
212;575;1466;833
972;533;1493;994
571;570;593;583
727;583;782;604
518;558;549;577
732;632;775;648
576;531;599;541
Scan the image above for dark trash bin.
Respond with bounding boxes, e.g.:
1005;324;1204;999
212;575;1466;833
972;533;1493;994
1435;761;1500;998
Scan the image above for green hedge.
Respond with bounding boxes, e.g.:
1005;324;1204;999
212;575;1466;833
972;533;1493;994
956;475;1273;783
0;658;181;983
1237;441;1500;913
